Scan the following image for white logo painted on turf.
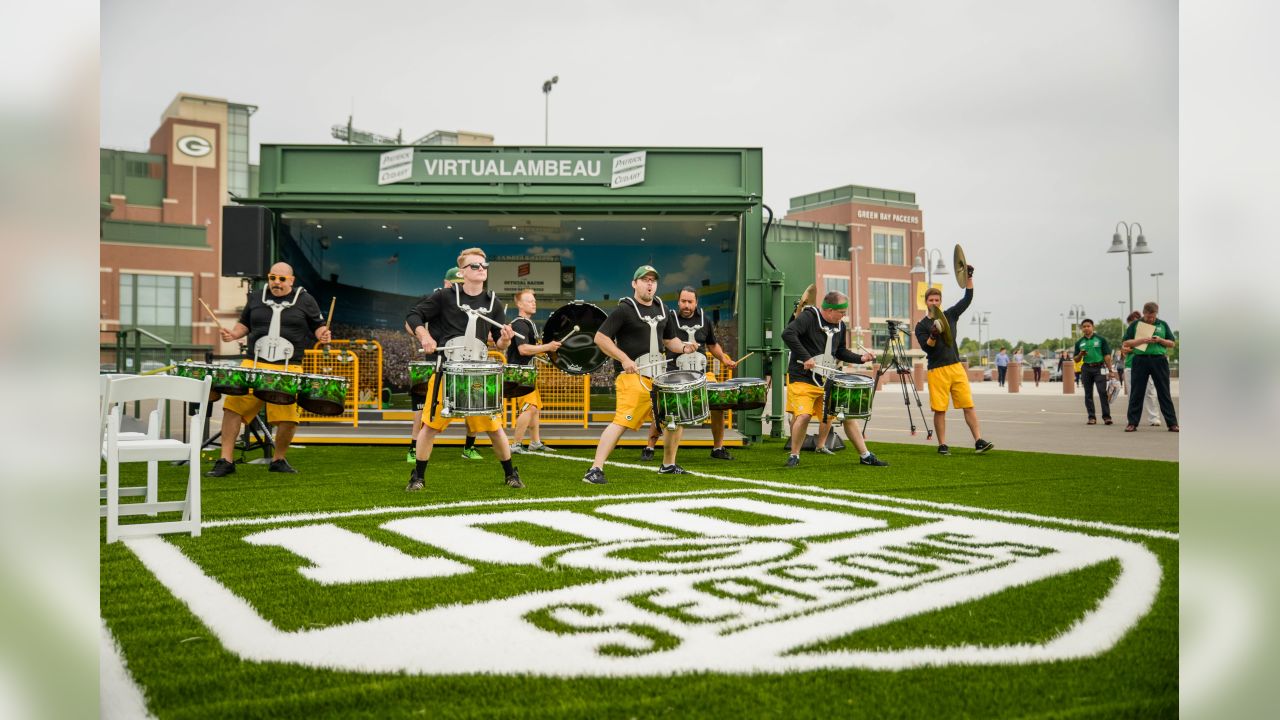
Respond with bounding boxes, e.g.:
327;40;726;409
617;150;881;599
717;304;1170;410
127;490;1163;676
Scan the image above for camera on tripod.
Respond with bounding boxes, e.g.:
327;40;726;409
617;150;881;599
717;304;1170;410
884;319;906;335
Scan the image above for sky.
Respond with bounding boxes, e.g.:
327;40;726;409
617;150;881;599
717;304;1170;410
100;0;1177;344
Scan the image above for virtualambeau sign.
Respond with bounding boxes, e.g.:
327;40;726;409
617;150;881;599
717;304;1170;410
377;149;647;188
123;478;1165;677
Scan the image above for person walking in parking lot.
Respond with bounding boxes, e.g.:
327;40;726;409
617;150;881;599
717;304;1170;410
995;348;1009;387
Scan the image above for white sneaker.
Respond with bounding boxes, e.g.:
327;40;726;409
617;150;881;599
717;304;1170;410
528;442;556;452
509;443;528;454
1150;420;1161;426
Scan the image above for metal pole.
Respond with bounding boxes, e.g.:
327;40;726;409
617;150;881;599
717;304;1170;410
1125;232;1134;317
544;93;549;145
852;246;862;330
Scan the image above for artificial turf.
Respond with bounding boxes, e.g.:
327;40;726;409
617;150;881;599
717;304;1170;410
101;438;1177;719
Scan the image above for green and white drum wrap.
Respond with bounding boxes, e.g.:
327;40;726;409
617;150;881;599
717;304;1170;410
826;373;875;421
502;364;538;398
441;361;504;417
652;370;709;428
730;377;768;411
706;381;740;411
250;368;301;406
297;374;350;416
171;362;222;400
208;363;252;396
408;361;437;395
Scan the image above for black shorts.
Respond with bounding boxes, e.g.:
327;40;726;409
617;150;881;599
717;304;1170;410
411;392;426;412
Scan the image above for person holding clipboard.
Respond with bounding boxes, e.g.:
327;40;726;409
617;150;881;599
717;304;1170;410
1120;301;1179;432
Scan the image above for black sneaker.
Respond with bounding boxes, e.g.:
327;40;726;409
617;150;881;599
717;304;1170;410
582;467;607;485
937;444;951;456
639;447;656;461
785;454;800;468
268;458;299;474
975;439;994;454
658;464;688;474
504;468;525;489
405;471;424;491
710;447;734;460
205;458;236;477
860;453;889;467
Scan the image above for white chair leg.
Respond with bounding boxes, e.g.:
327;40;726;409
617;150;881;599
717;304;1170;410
187;417;202;537
106;417;120;544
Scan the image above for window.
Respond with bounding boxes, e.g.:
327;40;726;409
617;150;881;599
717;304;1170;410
120;273;192;341
817;235;849;261
869;280;910;319
872;231;905;265
822;276;849;298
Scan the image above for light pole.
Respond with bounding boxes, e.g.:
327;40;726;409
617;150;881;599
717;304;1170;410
1118;300;1127;321
1109;221;1152;315
1067;304;1087;340
971;311;991;364
1150;271;1164;305
847;245;863;331
1059;313;1066;348
910;247;948;288
541;75;559;145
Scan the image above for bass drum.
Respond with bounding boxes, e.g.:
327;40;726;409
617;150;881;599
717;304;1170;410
542;301;610;375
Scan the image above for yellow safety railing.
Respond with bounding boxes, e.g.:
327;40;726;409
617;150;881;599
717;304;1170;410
299;350;359;426
504;361;590;428
314;339;382;408
707;353;736;428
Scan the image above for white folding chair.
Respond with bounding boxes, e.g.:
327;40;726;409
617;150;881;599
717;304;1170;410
99;374;155;514
102;374;212;543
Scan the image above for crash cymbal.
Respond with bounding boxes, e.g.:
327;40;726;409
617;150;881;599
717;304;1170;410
929;303;954;347
954;244;969;287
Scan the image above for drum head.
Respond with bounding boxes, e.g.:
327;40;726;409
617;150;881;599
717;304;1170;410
654;370;704;388
544;301;609;375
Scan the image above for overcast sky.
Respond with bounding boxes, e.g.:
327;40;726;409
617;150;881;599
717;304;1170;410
100;0;1177;343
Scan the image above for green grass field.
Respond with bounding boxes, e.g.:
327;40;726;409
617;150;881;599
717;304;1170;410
101;438;1177;718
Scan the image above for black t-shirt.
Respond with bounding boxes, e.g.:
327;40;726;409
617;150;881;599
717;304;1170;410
597;297;676;372
914;288;973;370
405;285;506;350
505;316;539;366
237;287;325;358
663;307;718;364
781;306;860;386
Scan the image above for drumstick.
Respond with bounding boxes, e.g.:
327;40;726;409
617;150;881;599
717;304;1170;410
732;351;754;365
198;298;225;332
472;311;526;339
322;297;336;351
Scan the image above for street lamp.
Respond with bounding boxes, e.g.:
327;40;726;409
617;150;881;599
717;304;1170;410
847;245;863;330
910;248;948;288
541;75;559;145
1067;304;1087;340
1108;221;1152;314
971;311;991;364
1150;271;1164;305
1118;300;1127;320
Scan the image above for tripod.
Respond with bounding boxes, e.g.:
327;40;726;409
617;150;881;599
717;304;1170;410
875;323;933;439
198;406;275;464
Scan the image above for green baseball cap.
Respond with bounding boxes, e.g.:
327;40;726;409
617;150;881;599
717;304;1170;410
444;267;463;282
632;265;659;281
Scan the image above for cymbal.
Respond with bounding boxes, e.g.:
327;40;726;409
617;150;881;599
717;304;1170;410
954;244;969;287
929;303;954;347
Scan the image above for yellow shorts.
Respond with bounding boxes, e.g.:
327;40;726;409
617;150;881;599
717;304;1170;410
222;359;303;424
786;380;825;418
420;373;503;433
612;373;654;430
928;363;974;412
513;388;542;411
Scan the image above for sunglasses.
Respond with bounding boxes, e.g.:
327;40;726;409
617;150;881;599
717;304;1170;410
267;274;293;282
464;262;490;270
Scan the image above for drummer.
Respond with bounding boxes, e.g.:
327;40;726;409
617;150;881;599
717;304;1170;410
207;262;331;477
582;265;692;485
507;288;563;454
404;266;482;464
405;248;522;491
781;291;887;468
641;286;739;461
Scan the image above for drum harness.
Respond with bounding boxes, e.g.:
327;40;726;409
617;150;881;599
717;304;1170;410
427;286;503;420
252;286;303;368
674;308;709;374
623;297;669;389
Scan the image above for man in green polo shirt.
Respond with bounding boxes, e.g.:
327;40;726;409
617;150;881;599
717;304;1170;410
1121;301;1179;432
1073;319;1114;425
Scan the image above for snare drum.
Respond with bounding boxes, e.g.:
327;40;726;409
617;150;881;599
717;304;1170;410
826;373;875;421
297;374;350;416
706;381;740;411
208;363;252;396
251;368;301;405
652;370;709;428
730;377;768;411
441;361;503;417
408;361;437;395
502;363;538;398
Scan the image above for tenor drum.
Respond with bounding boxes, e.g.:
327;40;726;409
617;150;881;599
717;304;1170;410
171;362;222;401
652;370;709;427
408;360;436;395
826;373;875;421
297;374;350;416
209;363;252;396
730;377;768;411
502;364;538;398
705;382;740;411
441;361;503;417
250;368;301;405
